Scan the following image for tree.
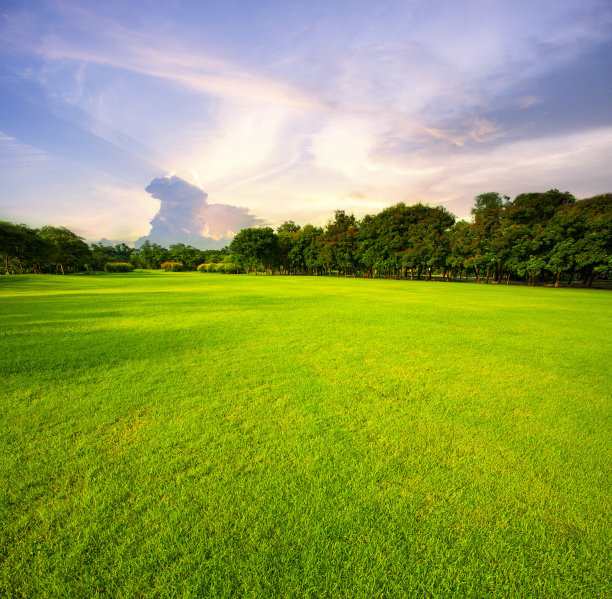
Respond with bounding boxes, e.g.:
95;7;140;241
470;192;506;283
398;204;455;280
199;248;230;265
315;211;359;276
501;189;576;285
446;220;472;280
131;241;169;269
169;243;205;270
356;212;388;277
229;227;279;274
37;226;91;274
470;192;506;218
546;194;612;286
288;225;323;275
90;243;119;270
276;221;301;274
0;222;51;273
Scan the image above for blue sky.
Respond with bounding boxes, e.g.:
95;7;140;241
1;0;611;246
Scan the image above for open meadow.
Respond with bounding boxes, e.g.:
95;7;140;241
1;272;610;598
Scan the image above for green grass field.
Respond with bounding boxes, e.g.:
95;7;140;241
1;272;610;598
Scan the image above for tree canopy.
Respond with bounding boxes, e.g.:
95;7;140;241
1;190;610;286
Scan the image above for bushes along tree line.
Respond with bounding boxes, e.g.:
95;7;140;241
1;190;610;287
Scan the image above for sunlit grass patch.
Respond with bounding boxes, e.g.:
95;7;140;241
1;273;610;598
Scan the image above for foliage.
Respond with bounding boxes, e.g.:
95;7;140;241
229;226;279;274
91;243;134;270
0;221;53;274
161;261;184;272
130;241;169;269
197;262;241;274
168;243;207;269
37;226;91;274
104;261;134;273
200;248;230;264
220;262;240;274
1;188;610;285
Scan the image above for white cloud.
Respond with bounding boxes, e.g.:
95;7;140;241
428;126;612;211
140;176;262;247
18;10;327;112
1;0;610;240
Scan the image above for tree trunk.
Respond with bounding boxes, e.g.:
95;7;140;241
585;268;596;288
506;272;511;285
494;263;502;283
554;271;561;287
473;266;480;283
485;265;490;284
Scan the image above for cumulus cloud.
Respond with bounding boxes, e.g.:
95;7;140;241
1;1;610;237
138;176;262;249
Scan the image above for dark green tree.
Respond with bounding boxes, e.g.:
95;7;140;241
276;221;301;274
446;220;473;280
288;225;323;275
131;241;169;269
230;227;279;274
501;189;576;285
169;243;205;270
470;192;506;282
37;226;91;274
0;222;51;273
320;211;359;276
398;204;455;280
546;194;612;286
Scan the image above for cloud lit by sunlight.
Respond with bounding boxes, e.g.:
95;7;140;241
0;0;610;241
139;176;262;248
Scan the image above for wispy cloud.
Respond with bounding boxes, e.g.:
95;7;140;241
0;0;610;240
516;96;544;109
1;3;328;112
429;126;612;207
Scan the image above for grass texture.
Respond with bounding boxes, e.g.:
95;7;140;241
1;272;610;598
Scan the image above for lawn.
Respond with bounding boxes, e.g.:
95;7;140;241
1;272;610;598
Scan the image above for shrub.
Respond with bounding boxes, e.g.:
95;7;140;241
196;263;208;273
161;261;184;272
221;262;240;274
206;263;220;273
105;262;134;273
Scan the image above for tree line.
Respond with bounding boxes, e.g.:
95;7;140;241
0;224;229;275
229;190;610;287
1;190;610;287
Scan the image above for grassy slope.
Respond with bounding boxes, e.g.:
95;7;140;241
1;272;610;598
